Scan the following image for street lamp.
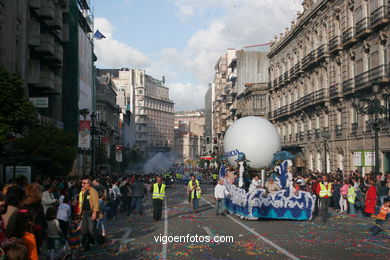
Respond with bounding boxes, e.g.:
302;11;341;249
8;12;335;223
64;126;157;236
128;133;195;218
322;130;331;174
352;85;389;176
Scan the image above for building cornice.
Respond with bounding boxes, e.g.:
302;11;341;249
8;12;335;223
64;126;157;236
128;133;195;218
268;0;329;59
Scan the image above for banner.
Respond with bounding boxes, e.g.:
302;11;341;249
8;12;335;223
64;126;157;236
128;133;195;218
353;152;362;167
78;121;91;149
364;151;375;167
115;145;123;162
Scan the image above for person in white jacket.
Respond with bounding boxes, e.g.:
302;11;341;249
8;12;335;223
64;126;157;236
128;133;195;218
42;184;58;214
214;179;229;216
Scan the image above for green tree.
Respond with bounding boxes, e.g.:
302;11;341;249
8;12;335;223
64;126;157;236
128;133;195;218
15;126;77;176
0;67;36;146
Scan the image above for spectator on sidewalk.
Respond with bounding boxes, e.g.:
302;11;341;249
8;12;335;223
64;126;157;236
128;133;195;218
339;179;349;213
41;184;58;215
128;176;144;217
78;177;99;251
214;179;229;216
2;185;25;228
364;178;377;216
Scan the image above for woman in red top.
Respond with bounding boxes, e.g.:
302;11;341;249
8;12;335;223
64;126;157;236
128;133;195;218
364;178;377;214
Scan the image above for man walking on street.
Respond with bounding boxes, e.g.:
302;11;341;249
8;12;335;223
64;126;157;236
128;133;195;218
78;177;100;251
316;175;332;223
214;179;229;216
151;176;165;222
128;175;145;217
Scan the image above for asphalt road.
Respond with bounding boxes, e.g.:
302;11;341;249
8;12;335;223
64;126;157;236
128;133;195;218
83;184;390;260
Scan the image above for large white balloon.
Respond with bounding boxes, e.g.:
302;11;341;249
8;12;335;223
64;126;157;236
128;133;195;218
223;116;281;168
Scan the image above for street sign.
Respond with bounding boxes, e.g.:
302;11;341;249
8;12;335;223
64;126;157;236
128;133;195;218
29;97;48;108
5;166;31;183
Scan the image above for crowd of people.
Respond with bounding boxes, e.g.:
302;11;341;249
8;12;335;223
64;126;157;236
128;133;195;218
0;165;388;259
0;172;181;260
246;169;390;234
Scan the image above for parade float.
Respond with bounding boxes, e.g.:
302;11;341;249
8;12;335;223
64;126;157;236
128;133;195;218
222;116;316;221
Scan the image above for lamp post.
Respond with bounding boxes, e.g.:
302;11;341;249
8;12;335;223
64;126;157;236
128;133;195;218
90;112;96;176
322;130;331;174
352;85;389;176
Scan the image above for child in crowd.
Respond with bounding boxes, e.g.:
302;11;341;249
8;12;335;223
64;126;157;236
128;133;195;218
68;214;82;259
57;197;71;239
46;207;69;260
369;198;390;236
97;192;106;237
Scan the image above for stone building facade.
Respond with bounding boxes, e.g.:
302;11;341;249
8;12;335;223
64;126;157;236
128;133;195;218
0;0;70;127
268;0;390;174
133;70;174;158
174;111;205;162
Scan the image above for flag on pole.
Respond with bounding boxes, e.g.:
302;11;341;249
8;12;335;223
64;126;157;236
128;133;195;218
93;30;106;40
219;164;226;179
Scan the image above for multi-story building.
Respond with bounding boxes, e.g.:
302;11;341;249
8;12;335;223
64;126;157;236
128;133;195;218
213;49;236;154
174;110;205;161
268;0;390;174
204;85;214;155
98;68;136;148
234;47;270;120
0;0;70;128
133;70;174;158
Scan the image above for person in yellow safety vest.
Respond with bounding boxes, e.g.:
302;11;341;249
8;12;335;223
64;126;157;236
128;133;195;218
151;176;166;221
187;175;201;212
212;173;218;185
318;175;332;223
347;181;357;217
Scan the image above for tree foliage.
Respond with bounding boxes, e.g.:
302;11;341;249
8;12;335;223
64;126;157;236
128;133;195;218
0;67;36;144
15;126;77;176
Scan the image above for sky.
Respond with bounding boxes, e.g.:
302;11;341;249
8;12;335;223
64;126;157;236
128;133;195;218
93;0;303;111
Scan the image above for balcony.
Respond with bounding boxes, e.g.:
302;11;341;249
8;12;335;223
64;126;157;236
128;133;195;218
370;6;389;28
289;67;296;79
28;0;40;9
37;33;55;56
299;132;305;141
329;84;340;99
273;78;278;88
342;27;355;46
314;88;327;102
46;7;63;29
314;129;320;139
335;125;342;137
351;123;358;135
302;51;316;69
278;75;284;87
284;71;290;83
28;20;40;47
355;18;371;37
329;36;342;53
355;70;370;89
316;44;328;61
307;130;313;141
294;62;303;75
39;68;55;90
289;100;299;112
39;0;55;20
267;111;272;119
369;64;389;83
342;78;354;94
273;105;288;118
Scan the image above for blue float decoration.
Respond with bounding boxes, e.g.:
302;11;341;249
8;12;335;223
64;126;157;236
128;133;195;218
224;159;316;221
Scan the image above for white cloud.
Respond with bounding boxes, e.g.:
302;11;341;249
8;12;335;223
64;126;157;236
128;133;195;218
94;18;150;68
176;0;303;83
167;82;208;111
93;0;303;110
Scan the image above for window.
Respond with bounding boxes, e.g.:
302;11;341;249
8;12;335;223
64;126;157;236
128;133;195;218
351;107;358;123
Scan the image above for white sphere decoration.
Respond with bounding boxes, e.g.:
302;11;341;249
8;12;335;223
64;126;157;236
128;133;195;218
223;116;281;168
